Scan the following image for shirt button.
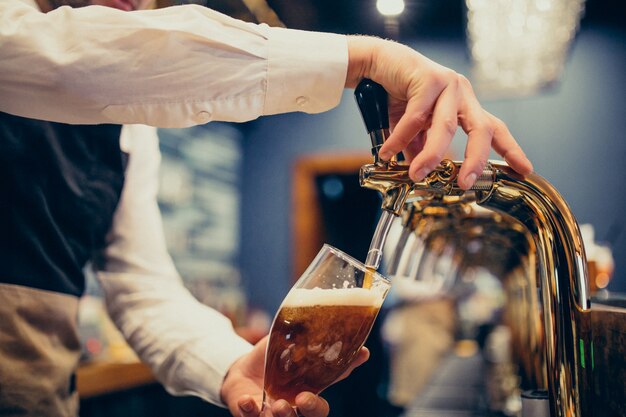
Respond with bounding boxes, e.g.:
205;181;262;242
196;111;212;123
296;96;309;106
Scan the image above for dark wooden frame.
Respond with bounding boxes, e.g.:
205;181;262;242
291;152;372;282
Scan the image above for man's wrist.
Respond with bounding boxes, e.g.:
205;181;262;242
346;35;383;88
219;358;240;407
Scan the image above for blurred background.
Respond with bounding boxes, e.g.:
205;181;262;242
79;0;625;416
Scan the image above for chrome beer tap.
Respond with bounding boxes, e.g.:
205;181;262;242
355;79;593;417
354;79;494;271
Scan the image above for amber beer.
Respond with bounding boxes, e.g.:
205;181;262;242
263;287;384;405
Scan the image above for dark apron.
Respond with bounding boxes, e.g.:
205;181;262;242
0;113;125;416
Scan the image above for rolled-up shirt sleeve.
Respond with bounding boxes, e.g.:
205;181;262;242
95;125;252;406
0;1;348;127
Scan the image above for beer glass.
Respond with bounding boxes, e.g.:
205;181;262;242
262;244;391;411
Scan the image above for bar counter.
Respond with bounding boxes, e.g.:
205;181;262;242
77;360;155;399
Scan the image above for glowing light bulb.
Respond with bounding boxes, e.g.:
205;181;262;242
376;0;405;17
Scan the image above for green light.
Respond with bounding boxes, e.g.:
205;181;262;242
579;339;585;369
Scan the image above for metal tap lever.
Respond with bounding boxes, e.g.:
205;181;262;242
354;78;389;162
360;159;496;215
355;78;409;216
354;78;396;269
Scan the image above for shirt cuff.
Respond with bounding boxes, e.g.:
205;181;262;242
260;26;348;116
164;333;254;407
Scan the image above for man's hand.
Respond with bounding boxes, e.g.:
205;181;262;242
346;36;533;190
220;336;369;417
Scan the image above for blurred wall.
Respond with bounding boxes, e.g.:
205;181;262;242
240;27;626;314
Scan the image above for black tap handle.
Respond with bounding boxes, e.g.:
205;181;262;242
354;78;389;134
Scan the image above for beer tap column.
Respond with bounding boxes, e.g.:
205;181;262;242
354;79;402;270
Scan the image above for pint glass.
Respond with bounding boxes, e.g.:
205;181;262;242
262;244;391;409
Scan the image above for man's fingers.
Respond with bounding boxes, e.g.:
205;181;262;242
489;116;533;175
237;394;262;417
402;130;426;162
458;126;491;189
457;107;493;189
295;392;330;417
269;399;299;417
427;81;459;148
335;347;370;382
379;98;434;161
406;82;459;180
351;346;371;369
455;76;528;187
503;147;533;175
408;126;456;182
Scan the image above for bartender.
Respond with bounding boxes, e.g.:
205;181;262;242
0;0;533;416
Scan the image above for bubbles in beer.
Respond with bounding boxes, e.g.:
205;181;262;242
323;341;342;362
263;288;383;405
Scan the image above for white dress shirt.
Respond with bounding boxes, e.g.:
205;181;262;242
0;0;348;127
0;0;349;407
98;124;253;406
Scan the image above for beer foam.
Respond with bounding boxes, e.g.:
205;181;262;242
282;287;385;308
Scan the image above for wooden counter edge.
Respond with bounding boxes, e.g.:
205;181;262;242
77;361;156;399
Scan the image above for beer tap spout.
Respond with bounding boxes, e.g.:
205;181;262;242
364;210;395;270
